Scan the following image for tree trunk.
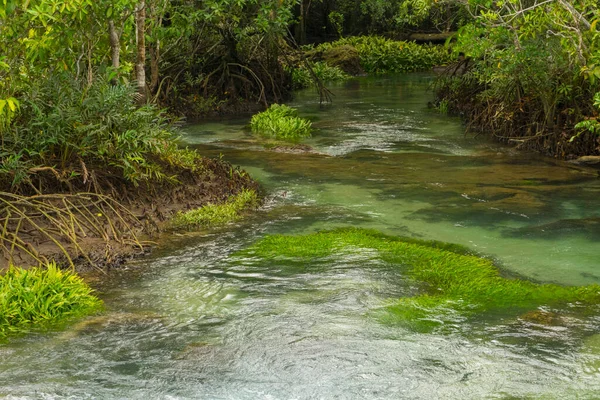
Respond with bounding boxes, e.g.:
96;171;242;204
86;40;93;87
108;20;120;84
135;0;147;103
299;1;306;44
108;20;120;71
149;42;159;93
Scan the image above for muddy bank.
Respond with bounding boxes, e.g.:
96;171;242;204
0;157;259;272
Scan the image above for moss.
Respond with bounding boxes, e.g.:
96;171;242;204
0;262;103;339
234;228;600;332
250;104;312;141
321;44;363;75
170;189;258;230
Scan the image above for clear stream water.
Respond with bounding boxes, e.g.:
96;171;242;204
2;74;600;399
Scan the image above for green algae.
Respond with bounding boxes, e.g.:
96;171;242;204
234;228;600;332
170;189;258;230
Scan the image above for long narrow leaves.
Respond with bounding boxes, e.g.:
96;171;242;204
0;262;102;339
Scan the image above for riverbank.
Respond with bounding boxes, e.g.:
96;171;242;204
0;156;259;273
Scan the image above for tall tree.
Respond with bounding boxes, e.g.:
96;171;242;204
135;0;147;103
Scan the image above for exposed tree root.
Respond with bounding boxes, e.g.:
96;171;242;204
0;157;259;272
0;192;145;272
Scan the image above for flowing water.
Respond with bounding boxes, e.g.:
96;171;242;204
2;74;600;399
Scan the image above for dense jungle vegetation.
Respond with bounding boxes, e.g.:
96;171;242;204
1;0;600;335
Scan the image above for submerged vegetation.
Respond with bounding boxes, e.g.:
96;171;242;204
235;228;600;332
250;104;312;141
170;189;258;230
0;263;102;339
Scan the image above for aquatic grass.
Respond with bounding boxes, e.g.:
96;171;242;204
0;262;102;339
250;104;312;141
234;228;600;332
170;189;258;230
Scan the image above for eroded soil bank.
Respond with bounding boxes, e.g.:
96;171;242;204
0;156;259;272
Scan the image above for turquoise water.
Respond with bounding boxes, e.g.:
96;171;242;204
1;74;600;399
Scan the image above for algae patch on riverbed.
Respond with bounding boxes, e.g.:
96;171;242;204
234;228;600;332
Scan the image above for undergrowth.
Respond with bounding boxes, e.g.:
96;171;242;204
250;104;312;141
170;189;258;230
289;61;349;89
0;262;102;340
234;228;600;332
1;74;202;194
313;36;453;74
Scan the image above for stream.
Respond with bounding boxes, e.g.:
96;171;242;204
1;74;600;399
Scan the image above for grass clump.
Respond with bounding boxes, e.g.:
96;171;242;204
314;36;453;75
170;189;258;230
234;228;600;332
250;104;312;141
0;262;102;339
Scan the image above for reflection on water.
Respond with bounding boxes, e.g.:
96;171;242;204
1;74;600;399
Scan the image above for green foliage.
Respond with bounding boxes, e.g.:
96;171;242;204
328;11;344;38
1;75;201;190
235;228;600;332
297;0;468;39
170;189;258;230
159;0;299;113
250;104;312;141
315;36;453;74
435;0;600;156
290;62;349;89
0;262;102;339
573;93;600;141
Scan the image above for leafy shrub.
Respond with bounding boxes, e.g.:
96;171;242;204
573;92;600;141
1;74;201;191
315;36;453;74
170;189;258;230
0;262;102;339
290;61;350;89
250;104;312;141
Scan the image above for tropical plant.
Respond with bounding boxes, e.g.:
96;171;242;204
0;262;102;339
434;0;600;157
314;36;453;74
250;104;312;141
1;75;201;192
289;61;349;89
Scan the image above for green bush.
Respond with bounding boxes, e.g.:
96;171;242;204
315;36;453;74
0;262;102;339
170;189;258;230
290;61;349;89
1;74;201;191
250;104;312;141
